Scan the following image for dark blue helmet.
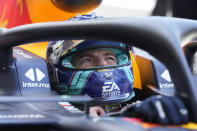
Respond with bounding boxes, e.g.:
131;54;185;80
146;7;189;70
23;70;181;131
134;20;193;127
47;14;135;104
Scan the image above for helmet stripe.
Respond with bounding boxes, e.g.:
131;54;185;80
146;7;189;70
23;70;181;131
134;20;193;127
122;66;134;86
69;71;92;95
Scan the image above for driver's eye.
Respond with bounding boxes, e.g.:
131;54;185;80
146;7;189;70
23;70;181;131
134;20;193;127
80;57;93;64
106;56;116;62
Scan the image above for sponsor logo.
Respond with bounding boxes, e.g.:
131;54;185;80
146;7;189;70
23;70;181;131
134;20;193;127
159;70;174;88
104;72;112;80
161;70;171;82
25;68;45;82
22;68;50;88
13;49;32;59
159;83;174;88
58;102;81;113
102;82;120;97
0;114;45;119
22;82;50;88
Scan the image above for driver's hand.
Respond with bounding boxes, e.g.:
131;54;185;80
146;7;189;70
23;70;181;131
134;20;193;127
121;95;189;125
90;106;105;117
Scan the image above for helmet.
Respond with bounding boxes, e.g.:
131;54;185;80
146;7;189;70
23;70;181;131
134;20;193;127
47;40;135;104
47;14;135;104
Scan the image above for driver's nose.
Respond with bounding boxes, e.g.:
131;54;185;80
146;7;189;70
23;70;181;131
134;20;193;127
96;57;108;67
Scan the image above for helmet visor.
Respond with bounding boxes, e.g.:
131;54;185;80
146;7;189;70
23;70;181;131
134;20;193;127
61;47;130;69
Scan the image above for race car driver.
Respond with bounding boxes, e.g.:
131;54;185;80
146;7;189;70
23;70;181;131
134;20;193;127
47;14;189;125
47;38;189;125
47;39;135;110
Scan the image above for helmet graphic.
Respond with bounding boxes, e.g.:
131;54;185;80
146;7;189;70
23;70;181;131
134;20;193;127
47;14;135;104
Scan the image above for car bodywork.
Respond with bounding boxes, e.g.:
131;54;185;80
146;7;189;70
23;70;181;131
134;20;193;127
0;16;197;130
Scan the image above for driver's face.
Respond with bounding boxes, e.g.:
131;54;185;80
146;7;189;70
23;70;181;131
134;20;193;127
72;49;117;69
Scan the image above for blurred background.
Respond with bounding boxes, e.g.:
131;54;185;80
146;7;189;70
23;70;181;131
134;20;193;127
93;0;156;17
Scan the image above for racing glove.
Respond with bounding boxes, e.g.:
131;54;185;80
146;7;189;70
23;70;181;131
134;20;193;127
121;95;189;125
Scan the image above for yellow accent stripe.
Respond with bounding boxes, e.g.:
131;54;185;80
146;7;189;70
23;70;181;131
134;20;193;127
181;122;197;130
130;52;142;90
17;0;23;16
0;4;8;28
19;42;48;59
